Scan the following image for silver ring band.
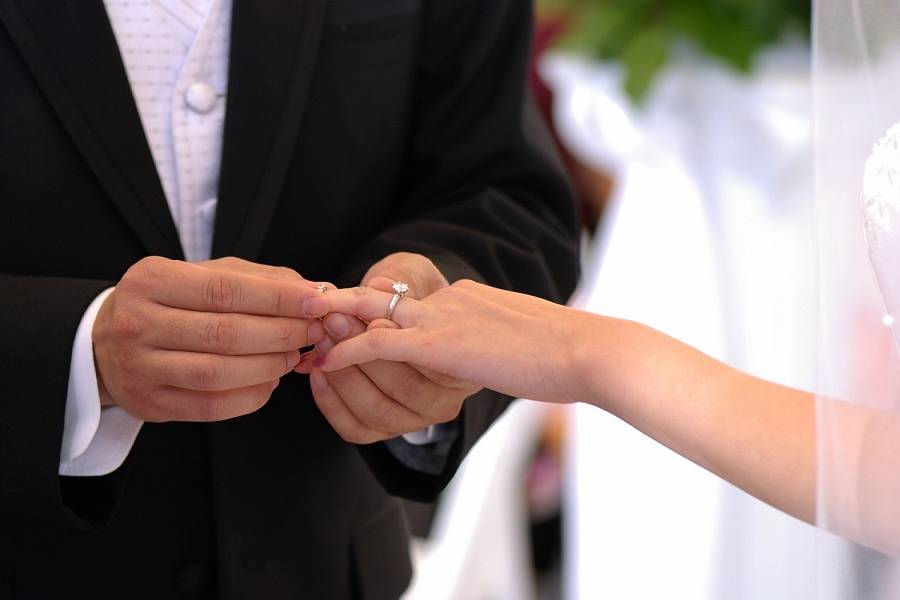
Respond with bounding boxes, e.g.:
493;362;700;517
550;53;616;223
386;281;409;321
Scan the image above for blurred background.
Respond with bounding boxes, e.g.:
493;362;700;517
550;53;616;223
402;2;833;598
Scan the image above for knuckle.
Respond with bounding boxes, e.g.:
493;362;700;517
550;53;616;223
394;372;424;402
131;256;167;284
110;311;144;342
437;399;463;423
273;266;300;281
418;336;438;363
188;357;222;389
365;329;388;350
452;278;478;290
368;400;397;432
340;427;377;445
202;274;241;311
254;383;274;409
427;369;458;389
432;286;455;302
338;428;363;444
272;287;290;316
116;347;141;373
140;386;169;423
275;320;298;345
205;316;240;353
193;399;222;423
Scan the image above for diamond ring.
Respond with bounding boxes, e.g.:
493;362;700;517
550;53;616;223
386;281;409;322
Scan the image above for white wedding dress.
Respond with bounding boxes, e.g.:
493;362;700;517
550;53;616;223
864;123;900;341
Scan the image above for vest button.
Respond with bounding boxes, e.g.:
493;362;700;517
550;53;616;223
185;82;218;114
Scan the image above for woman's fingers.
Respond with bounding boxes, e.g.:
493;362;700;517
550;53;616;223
323;286;422;326
366;276;400;294
315;327;418;372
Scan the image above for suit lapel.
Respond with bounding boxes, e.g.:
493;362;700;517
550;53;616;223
212;0;329;260
0;0;183;259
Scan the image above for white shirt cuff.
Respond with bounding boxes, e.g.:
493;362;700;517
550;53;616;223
60;288;143;477
401;425;436;445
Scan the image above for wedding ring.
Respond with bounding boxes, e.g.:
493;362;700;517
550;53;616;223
386;281;409;322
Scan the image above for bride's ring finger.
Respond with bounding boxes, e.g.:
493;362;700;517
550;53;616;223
323;287;419;328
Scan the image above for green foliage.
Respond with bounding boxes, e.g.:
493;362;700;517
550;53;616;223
541;0;810;102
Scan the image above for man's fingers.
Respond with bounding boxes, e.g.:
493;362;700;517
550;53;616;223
359;359;461;422
322;287;420;327
200;257;337;291
146;380;278;423
197;257;303;281
150;310;324;355
316;361;425;436
143;349;301;391
309;369;388;444
130;258;328;317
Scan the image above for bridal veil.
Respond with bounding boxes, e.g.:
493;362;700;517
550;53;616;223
814;0;900;594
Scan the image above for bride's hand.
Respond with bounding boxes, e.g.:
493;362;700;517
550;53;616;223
315;279;590;404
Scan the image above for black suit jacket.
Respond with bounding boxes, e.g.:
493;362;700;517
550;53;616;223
0;0;579;598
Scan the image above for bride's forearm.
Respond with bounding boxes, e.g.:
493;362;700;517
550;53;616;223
573;316;816;524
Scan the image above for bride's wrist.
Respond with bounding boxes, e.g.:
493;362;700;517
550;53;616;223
569;314;640;413
560;312;611;408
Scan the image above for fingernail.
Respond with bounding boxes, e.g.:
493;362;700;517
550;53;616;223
271;379;280;391
324;314;351;339
286;350;301;369
307;320;325;344
315;336;335;356
303;295;328;317
294;360;312;374
310;369;329;391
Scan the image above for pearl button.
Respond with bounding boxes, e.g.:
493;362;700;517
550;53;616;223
185;82;218;114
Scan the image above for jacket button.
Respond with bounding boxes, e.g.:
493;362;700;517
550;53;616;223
176;563;215;597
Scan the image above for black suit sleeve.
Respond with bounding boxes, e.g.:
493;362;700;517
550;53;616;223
338;0;580;501
0;274;118;528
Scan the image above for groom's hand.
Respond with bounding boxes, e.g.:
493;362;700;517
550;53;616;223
302;253;482;444
93;256;329;422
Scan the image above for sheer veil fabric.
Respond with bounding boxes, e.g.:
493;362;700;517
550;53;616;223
814;0;900;595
